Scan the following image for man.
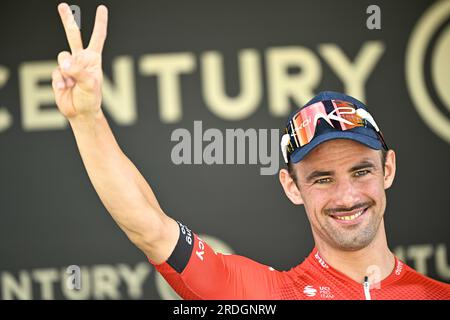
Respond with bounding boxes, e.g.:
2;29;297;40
52;3;450;299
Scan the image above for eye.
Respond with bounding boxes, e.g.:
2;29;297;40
315;177;332;184
354;170;370;177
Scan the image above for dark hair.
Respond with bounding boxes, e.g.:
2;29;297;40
287;148;388;183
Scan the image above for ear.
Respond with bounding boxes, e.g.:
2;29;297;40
279;168;304;205
383;149;396;190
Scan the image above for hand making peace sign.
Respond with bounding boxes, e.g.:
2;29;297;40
52;3;108;119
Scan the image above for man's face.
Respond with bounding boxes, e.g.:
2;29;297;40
280;139;396;251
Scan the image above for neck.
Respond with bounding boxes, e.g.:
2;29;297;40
314;220;395;284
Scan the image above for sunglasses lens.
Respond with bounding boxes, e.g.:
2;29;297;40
285;100;385;160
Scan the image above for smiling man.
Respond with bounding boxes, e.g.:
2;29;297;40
52;3;450;300
148;92;450;300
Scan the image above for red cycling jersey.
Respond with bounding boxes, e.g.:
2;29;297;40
149;222;450;300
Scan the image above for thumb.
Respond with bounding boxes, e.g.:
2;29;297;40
58;53;97;91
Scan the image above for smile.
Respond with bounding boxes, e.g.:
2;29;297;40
334;210;364;221
329;207;370;223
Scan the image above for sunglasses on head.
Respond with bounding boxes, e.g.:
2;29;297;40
281;99;388;163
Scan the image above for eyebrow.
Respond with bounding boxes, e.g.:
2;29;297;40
349;160;377;172
304;159;377;183
305;170;334;183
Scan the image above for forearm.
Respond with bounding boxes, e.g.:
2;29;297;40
68;110;164;241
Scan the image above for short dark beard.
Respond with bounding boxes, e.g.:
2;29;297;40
321;202;382;251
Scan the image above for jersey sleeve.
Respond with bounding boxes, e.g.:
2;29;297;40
148;221;281;300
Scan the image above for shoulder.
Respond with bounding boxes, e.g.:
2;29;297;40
401;263;449;287
399;262;450;299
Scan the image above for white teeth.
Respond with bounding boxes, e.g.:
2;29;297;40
334;210;364;221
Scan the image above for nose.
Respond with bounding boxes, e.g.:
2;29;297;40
331;176;361;210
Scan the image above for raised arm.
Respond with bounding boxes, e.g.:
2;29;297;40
52;3;179;263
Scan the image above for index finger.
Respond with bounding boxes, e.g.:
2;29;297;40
88;5;108;53
58;3;83;53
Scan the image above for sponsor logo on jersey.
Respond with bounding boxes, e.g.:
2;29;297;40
314;251;329;269
319;286;334;299
196;236;205;261
395;260;403;276
303;285;317;297
178;221;193;245
303;285;334;299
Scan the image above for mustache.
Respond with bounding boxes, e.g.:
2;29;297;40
324;200;375;216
